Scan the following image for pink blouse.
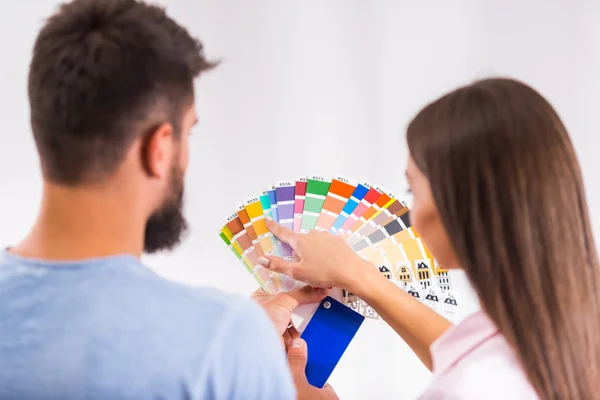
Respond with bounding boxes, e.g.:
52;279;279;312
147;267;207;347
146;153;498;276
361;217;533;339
418;310;538;399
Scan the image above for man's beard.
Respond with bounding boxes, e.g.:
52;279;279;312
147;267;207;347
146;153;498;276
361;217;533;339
143;165;189;254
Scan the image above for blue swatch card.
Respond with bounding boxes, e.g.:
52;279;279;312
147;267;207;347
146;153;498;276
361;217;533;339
300;296;365;388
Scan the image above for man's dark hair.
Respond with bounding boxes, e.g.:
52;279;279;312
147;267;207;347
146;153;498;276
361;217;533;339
28;0;215;184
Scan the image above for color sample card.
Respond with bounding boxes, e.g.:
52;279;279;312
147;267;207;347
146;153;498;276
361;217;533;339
330;181;371;233
346;199;409;246
258;189;281;256
435;260;452;292
301;176;331;233
259;189;275;221
293;177;307;233
351;209;412;252
314;176;357;232
235;204;266;259
353;247;389;320
402;238;437;291
222;213;255;269
423;287;442;314
219;175;460;324
268;186;279;223
441;292;459;323
301;297;365;388
222;212;298;294
373;225;418;251
357;246;385;265
222;212;278;293
336;185;383;236
275;181;296;259
243;197;277;256
337;185;388;238
341;187;394;240
372;239;456;319
252;190;298;289
218;230;254;277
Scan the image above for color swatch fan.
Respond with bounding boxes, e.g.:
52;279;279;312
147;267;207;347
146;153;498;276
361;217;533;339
219;176;460;324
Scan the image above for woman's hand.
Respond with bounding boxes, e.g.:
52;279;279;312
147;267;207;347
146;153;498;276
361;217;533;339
260;221;452;371
258;220;374;293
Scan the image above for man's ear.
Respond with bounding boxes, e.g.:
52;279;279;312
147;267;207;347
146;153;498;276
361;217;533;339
141;122;174;179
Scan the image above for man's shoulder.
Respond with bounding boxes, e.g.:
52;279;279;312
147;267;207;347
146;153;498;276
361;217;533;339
100;262;294;398
87;258;263;343
0;253;293;399
0;252;267;355
0;252;262;335
118;263;248;316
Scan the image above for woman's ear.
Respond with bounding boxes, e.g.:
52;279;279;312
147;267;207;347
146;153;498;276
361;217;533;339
141;122;174;179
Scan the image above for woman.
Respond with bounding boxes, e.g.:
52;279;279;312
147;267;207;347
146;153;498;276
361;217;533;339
258;78;600;399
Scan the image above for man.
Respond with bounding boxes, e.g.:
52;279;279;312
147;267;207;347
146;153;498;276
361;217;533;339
0;0;336;398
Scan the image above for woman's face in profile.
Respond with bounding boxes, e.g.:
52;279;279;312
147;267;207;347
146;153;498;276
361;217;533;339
406;156;460;269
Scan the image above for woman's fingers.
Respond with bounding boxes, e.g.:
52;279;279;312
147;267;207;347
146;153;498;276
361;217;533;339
265;220;299;248
258;256;301;278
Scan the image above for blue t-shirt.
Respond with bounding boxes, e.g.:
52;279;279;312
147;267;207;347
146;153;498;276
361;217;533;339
0;251;296;400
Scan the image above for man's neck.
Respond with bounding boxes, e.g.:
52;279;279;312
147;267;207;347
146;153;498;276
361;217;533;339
11;182;147;261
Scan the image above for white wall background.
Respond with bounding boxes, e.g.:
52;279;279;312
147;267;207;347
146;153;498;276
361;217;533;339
1;1;599;398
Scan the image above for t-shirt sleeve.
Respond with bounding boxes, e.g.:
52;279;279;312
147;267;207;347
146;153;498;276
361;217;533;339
199;298;296;400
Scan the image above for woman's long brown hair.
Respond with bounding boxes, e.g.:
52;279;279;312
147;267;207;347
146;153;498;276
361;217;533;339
407;78;600;399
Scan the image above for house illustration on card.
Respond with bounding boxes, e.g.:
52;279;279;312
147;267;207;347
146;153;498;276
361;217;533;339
343;290;362;314
396;263;413;285
379;265;392;280
362;299;379;320
435;264;452;292
415;261;432;290
396;280;410;292
443;293;458;323
424;289;440;313
407;285;421;301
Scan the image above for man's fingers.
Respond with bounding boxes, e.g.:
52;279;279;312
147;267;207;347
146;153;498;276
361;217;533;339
271;286;327;313
286;285;329;305
288;325;300;340
287;338;309;383
266;220;299;248
289;339;339;398
249;287;269;304
258;256;300;278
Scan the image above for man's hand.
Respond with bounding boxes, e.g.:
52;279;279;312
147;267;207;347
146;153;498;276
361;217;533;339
251;285;328;348
252;286;338;397
288;338;339;399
